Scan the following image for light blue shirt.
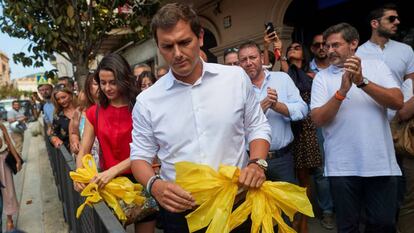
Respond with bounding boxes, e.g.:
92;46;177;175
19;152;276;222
43;101;54;125
130;62;271;181
253;70;308;150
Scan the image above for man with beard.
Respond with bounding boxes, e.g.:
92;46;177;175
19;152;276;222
37;83;54;134
238;40;307;186
310;34;330;73
357;4;414;86
311;23;403;233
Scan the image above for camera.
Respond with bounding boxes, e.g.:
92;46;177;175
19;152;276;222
265;22;275;35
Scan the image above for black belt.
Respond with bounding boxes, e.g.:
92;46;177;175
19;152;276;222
268;143;292;159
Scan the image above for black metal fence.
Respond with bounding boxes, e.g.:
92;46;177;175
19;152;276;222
43;125;126;233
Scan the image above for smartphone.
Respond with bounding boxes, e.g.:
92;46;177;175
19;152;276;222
265;22;275;35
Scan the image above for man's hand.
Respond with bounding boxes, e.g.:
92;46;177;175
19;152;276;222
151;180;196;213
339;69;353;97
239;163;266;188
260;87;278;112
344;56;363;85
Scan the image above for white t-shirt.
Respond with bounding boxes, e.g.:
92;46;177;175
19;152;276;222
357;40;414;86
401;78;414;101
311;60;402;177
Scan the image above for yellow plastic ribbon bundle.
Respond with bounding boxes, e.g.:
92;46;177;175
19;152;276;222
69;154;145;221
175;162;314;233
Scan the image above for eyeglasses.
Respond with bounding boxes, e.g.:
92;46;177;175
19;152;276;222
386;15;400;23
323;42;345;50
312;42;325;48
54;83;66;90
287;45;302;51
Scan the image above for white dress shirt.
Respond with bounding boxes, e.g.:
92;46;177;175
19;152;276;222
253;70;308;150
130;62;271;181
311;60;401;177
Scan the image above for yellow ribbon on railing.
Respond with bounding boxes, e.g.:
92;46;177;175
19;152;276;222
69;154;145;221
175;162;314;233
175;162;239;233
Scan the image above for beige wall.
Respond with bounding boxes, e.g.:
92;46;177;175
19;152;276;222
121;0;294;66
0;51;11;85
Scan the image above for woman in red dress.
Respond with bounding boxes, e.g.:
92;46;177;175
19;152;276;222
74;53;155;232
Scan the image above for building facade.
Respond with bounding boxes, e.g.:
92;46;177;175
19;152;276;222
12;73;40;92
0;50;11;86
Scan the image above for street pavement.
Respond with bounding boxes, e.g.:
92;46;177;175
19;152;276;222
2;122;67;233
3;121;336;233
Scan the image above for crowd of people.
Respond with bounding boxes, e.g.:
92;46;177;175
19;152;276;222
2;2;413;233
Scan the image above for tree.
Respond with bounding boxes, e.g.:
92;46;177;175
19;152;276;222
0;0;159;88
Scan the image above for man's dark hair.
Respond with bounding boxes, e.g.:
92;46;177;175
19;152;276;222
323;23;360;44
12;100;19;105
238;40;261;55
368;3;398;22
58;76;74;87
151;3;201;44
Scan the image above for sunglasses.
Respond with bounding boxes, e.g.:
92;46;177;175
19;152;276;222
387;15;400;23
224;47;238;56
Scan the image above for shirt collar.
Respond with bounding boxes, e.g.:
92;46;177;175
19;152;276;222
329;65;343;74
164;61;219;90
367;39;391;49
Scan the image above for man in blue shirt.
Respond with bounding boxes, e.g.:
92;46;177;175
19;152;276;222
238;40;308;184
37;83;54;135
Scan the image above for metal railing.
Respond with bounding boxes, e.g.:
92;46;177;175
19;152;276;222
43;124;126;233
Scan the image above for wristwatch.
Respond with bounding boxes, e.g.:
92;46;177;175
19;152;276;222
247;158;268;171
357;77;369;88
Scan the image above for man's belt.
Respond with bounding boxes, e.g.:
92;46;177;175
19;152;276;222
268;143;292;159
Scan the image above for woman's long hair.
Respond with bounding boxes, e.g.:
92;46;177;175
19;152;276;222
94;53;138;111
83;72;98;109
51;86;76;114
286;41;313;94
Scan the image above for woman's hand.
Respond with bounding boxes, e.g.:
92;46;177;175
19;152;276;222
51;136;63;148
70;135;80;154
90;168;118;189
74;181;87;192
16;159;22;173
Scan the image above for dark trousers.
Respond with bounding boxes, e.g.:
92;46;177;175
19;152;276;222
329;176;398;233
160;206;251;233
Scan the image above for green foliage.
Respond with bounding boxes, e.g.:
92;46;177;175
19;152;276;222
0;0;160;84
0;83;29;99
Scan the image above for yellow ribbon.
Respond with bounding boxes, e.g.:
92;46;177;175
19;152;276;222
175;162;239;233
69;154;145;221
175;162;314;233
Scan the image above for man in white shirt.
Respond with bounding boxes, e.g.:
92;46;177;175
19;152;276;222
311;23;403;233
130;3;271;232
356;4;414;86
238;40;307;184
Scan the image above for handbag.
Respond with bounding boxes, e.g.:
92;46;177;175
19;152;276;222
391;116;414;157
5;151;25;174
120;189;159;226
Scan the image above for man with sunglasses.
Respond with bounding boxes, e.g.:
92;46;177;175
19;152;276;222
310;34;330;73
223;47;240;66
357;3;414;87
